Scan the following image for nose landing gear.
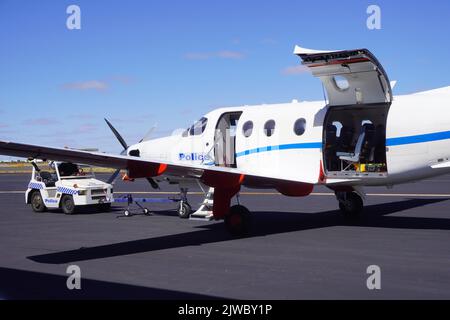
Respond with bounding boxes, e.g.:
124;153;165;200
177;187;192;218
178;201;192;219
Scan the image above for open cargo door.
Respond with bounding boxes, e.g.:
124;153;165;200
294;46;392;106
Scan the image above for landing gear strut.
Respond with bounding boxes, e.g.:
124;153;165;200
178;187;192;218
224;205;251;236
336;191;363;217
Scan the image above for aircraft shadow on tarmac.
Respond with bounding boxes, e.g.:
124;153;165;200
28;198;450;264
0;267;224;300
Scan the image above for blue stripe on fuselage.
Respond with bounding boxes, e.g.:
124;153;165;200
386;130;450;146
235;130;450;158
235;142;321;158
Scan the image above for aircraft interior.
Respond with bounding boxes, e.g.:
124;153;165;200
323;104;390;177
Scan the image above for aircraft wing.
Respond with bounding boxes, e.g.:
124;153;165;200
0;140;135;169
0;140;318;185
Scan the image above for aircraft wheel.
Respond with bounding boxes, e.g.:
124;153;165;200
224;205;251;236
61;195;76;215
124;210;131;217
31;191;46;213
178;202;192;219
339;192;363;217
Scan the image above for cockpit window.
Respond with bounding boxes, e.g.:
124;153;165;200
187;117;208;136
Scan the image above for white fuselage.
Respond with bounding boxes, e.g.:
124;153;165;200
131;86;450;188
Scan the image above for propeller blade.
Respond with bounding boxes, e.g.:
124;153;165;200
107;169;121;184
146;177;160;190
104;120;158;188
104;118;128;150
139;124;157;143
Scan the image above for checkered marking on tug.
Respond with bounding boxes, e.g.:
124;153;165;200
28;182;44;190
56;187;78;195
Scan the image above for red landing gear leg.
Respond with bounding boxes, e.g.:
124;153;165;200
201;172;249;236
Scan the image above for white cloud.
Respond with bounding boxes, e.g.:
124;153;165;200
74;124;98;134
62;76;134;92
22;118;60;126
108;75;134;84
63;80;109;91
216;50;245;59
261;38;277;45
184;50;245;60
281;65;310;75
184;52;211;60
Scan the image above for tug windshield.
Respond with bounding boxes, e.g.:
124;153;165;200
58;162;94;179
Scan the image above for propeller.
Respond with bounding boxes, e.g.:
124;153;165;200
104;118;159;189
104;118;128;151
106;169;121;184
146;177;160;189
139;124;157;143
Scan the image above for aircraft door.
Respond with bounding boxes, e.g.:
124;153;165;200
214;112;242;167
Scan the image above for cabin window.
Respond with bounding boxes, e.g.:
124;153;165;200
242;121;253;137
264;120;275;137
333;75;350;91
293;118;306;136
188;117;208;136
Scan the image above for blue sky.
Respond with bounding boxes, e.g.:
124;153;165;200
0;0;449;159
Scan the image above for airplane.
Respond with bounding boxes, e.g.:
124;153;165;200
1;45;450;236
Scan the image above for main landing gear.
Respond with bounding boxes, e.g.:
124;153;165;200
176;184;250;236
335;191;364;217
224;205;251;236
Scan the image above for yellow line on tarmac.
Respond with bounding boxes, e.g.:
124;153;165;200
100;191;450;197
366;193;450;197
112;191;450;197
0;191;449;198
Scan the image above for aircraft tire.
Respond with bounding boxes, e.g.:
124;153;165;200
178;202;192;219
225;205;251;236
339;192;363;217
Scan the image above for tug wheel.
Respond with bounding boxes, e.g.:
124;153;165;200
224;205;251;236
98;203;111;212
31;191;46;213
61;194;76;215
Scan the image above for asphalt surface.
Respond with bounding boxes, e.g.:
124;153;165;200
0;173;449;299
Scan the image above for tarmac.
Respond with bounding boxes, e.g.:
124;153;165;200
0;173;449;299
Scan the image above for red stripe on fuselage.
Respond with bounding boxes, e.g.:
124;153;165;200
308;57;370;68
